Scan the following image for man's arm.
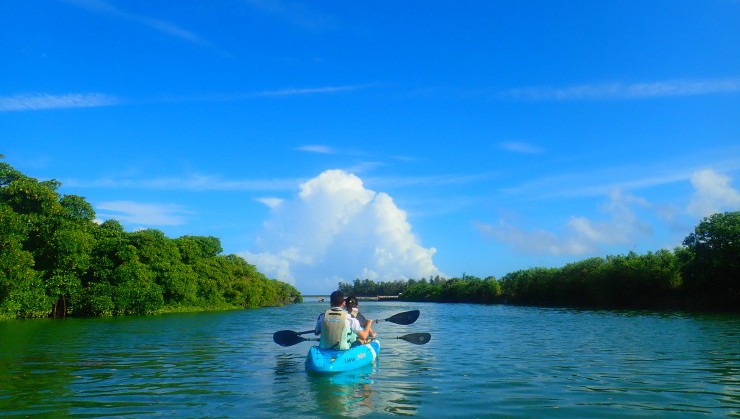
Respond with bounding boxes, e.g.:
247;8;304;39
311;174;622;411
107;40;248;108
354;319;374;341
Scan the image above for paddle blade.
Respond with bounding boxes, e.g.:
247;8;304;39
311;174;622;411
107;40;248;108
398;333;431;345
384;310;420;325
273;330;306;347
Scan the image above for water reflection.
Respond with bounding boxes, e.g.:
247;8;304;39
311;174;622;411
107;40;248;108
307;365;375;417
0;320;81;417
3;303;740;417
274;353;303;377
374;356;430;416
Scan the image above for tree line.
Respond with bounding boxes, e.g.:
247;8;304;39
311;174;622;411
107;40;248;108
0;161;302;320
338;278;409;297
340;211;739;311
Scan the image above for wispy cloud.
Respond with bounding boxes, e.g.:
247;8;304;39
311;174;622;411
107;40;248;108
502;170;691;200
76;169;489;219
502;78;740;101
65;173;301;192
155;84;371;103
367;173;493;189
243;0;334;31
478;168;740;256
501;148;740;200
474;220;593;256
96;201;192;226
341;161;385;174
295;145;336;154
2;84;369;112
256;84;370;97
293;144;369;159
63;0;212;48
475;190;652;256
0;93;119;112
293;144;386;174
499;142;544;154
255;197;284;209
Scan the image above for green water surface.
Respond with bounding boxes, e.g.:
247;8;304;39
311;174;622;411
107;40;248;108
1;301;738;417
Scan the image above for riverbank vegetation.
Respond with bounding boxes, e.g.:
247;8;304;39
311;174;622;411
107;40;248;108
0;161;301;320
340;211;739;311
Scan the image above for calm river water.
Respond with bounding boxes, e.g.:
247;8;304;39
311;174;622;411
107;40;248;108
1;301;739;418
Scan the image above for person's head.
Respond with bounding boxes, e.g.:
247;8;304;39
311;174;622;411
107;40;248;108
329;290;345;307
345;296;359;316
345;296;358;309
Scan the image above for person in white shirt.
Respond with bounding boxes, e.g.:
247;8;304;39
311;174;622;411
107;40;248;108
345;295;376;345
314;291;373;350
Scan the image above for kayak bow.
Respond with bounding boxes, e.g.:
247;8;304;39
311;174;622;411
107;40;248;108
305;340;380;374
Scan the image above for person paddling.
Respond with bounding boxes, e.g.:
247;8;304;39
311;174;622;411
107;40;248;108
314;291;373;350
345;295;376;345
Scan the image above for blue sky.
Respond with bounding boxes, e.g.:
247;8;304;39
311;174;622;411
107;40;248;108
2;0;740;294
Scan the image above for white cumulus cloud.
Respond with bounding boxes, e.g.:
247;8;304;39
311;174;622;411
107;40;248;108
242;170;441;293
687;169;740;217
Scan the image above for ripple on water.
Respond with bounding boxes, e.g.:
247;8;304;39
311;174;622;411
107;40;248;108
2;303;739;417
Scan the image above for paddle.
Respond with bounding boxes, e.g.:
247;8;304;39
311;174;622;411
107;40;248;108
397;332;431;345
273;330;431;347
273;330;319;347
273;310;422;346
371;310;420;326
293;310;420;335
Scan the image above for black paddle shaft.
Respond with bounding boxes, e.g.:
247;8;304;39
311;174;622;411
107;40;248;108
274;329;431;347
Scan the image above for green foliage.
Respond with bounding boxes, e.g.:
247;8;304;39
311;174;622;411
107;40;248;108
0;162;301;319
0;162;24;187
176;236;223;263
59;194;95;222
681;211;740;308
497;251;684;309
497;251;685;309
338;278;409;297
0;176;60;216
0;204;47;318
340;275;504;304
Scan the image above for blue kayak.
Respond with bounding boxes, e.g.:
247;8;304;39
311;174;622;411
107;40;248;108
305;340;380;374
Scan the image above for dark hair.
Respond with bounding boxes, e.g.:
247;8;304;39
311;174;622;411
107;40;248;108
330;290;345;307
345;296;358;309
